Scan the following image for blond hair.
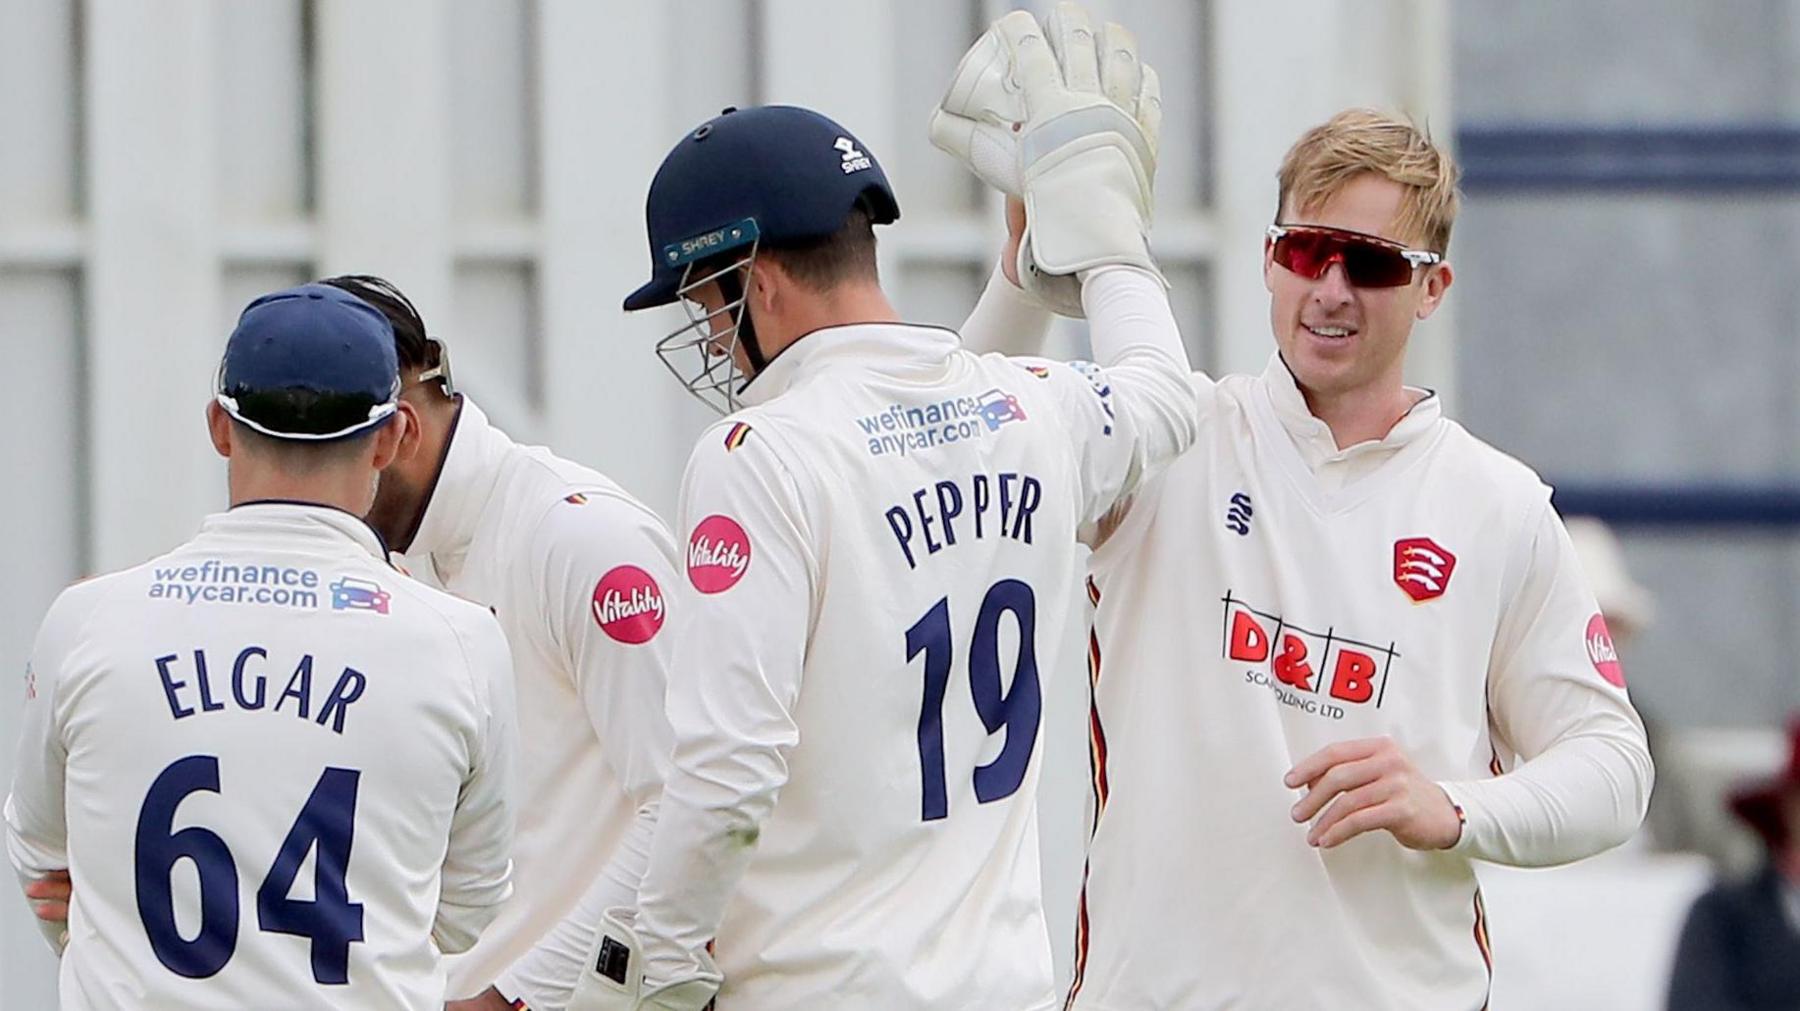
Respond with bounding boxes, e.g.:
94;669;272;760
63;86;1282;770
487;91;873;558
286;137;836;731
1276;108;1460;253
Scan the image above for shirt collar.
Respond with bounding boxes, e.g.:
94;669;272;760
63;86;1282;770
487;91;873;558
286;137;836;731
740;323;961;407
1259;351;1441;461
207;501;391;561
408;397;512;564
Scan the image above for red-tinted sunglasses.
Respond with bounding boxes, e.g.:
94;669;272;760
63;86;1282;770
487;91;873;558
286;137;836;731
1267;224;1442;288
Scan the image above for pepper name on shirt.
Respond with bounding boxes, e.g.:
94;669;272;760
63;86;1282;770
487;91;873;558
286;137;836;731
153;646;368;735
883;471;1042;569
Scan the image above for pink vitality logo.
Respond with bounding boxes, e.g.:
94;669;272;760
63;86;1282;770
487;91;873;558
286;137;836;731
1585;612;1626;687
591;565;665;644
688;514;751;593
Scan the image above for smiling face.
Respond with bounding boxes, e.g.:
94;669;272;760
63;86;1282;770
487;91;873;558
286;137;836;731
1264;172;1452;409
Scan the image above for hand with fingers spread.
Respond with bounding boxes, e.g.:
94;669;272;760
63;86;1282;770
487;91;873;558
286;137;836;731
1285;737;1463;851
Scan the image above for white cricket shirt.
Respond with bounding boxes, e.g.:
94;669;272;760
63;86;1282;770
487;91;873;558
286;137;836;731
631;267;1201;1010
1063;355;1653;1010
6;503;517;1010
409;400;678;1010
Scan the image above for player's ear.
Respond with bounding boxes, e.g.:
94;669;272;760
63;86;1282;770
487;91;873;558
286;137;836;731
369;405;413;472
388;400;423;465
1415;261;1453;321
206;399;234;458
748;256;781;316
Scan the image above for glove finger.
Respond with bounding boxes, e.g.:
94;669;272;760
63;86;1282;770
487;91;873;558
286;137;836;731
928;107;977;160
1046;2;1100;95
996;9;1061;101
1137;63;1163;158
1098;20;1143;113
929;111;1024;194
936;26;1019;125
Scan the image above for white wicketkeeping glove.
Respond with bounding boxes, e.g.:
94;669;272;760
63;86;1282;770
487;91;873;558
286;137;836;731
929;1;1164;317
567;907;721;1011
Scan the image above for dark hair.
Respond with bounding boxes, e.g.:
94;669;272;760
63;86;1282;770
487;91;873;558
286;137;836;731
763;203;880;292
225;386;386;440
318;274;439;374
226;390;379;469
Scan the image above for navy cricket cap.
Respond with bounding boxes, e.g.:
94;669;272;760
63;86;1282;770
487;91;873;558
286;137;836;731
215;283;401;441
623;105;900;311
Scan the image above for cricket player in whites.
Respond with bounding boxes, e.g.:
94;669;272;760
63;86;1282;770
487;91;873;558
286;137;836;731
955;107;1656;1007
310;276;680;1011
579;5;1195;1009
6;285;517;1008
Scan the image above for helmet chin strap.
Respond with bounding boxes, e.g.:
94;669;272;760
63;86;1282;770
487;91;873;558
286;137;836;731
718;268;768;375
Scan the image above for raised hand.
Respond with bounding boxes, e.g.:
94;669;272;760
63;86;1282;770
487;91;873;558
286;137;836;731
931;2;1165;316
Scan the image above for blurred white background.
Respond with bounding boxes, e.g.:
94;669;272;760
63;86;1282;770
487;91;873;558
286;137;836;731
4;2;1796;1007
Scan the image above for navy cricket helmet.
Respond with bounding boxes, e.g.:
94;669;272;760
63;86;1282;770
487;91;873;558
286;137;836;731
215;283;401;441
622;105;900;312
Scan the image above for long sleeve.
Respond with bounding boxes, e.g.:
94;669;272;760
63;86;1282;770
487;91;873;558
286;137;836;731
1006;266;1206;541
435;613;519;954
1076;266;1206;514
1439;500;1654;866
631;423;817;987
958;259;1054;356
5;584;87;955
494;497;679;1009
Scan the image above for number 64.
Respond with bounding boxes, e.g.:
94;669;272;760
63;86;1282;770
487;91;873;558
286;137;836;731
135;755;363;984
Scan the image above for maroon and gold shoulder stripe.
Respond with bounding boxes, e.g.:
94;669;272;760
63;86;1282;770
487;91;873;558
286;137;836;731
723;422;753;452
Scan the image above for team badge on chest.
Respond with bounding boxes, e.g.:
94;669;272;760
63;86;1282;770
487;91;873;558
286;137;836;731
1393;537;1455;602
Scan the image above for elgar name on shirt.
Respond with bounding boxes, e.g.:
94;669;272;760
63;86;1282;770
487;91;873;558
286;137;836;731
154;646;368;735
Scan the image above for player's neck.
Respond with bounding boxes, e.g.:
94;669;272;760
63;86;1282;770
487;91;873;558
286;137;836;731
364;391;461;553
227;464;375;519
1300;377;1419;450
774;282;902;349
410;396;460;489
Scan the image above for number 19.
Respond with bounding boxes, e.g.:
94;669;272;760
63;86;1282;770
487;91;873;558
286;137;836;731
907;579;1041;821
